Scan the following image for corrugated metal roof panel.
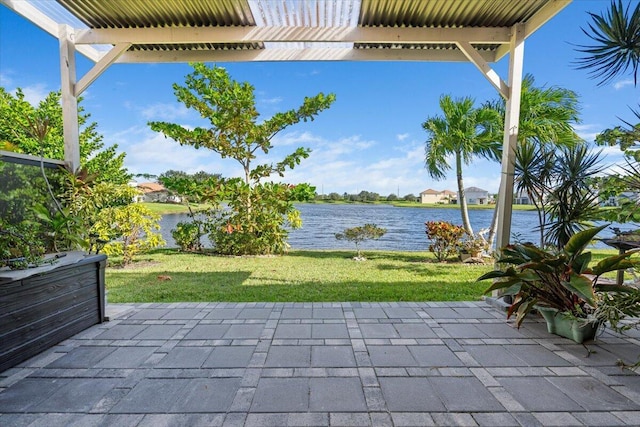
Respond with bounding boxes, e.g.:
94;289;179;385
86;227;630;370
130;42;264;52
248;0;360;27
358;0;548;28
56;0;256;28
355;42;500;51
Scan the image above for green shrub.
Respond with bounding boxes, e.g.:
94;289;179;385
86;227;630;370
425;221;466;262
172;221;205;252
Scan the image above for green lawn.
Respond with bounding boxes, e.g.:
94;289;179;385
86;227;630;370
140;202;211;215
105;248;620;303
106;249;493;303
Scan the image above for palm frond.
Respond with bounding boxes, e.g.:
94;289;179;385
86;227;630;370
574;0;640;86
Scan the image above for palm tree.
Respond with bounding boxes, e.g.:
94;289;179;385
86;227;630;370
423;95;501;235
484;75;582;248
575;0;640;86
546;145;604;249
514;140;555;247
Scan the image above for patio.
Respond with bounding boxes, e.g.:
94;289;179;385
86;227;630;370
0;301;639;426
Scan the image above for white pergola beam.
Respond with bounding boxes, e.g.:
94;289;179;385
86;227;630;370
1;0;102;62
495;0;571;61
456;41;509;99
117;47;496;63
495;23;526;251
58;24;80;172
75;25;511;46
75;43;131;96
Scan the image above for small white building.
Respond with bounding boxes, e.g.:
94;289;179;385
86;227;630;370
460;186;489;205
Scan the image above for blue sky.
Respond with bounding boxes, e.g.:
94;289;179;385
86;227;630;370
1;1;638;196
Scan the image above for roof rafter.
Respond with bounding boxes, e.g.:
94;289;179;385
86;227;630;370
117;47;496;64
74;25;511;46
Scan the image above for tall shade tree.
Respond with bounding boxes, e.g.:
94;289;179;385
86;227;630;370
575;0;640;86
149;63;335;255
422;95;501;235
484;74;581;247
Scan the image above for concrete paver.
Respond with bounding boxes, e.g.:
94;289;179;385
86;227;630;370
1;301;638;426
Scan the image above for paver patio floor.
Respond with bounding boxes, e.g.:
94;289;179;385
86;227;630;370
1;301;639;426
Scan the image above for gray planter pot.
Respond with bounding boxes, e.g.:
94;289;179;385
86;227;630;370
537;306;600;343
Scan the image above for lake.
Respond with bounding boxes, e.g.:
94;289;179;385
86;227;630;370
157;203;617;251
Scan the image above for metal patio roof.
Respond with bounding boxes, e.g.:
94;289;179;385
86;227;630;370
4;0;570;64
0;0;573;249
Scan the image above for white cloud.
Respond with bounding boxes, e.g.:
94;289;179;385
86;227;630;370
613;79;634;90
0;72;13;87
20;83;49;105
573;123;600;143
396;133;410;141
260;96;283;105
108;126;237;178
272;131;323;147
139;102;191;120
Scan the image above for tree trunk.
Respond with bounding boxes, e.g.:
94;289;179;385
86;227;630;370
487;203;498;250
456;151;473;235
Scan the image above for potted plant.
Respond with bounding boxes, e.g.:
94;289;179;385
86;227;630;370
459;232;489;260
478;225;639;343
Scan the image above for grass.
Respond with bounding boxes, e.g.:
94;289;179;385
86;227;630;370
140;202;211;215
105;247;620;303
105;249;494;303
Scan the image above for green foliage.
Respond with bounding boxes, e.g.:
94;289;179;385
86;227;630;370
425;221;466;262
423;95;502;235
545;145;603;248
479;225;640;327
0;221;45;269
149;63;335;255
172;221;205;252
335;224;387;259
289;183;317;202
575;0;640;86
209;180;303;255
0;87;130;184
93;204;165;265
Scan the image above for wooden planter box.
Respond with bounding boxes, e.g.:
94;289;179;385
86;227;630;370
0;253;107;372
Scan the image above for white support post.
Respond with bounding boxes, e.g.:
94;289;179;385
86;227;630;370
495;23;525;250
59;24;80;172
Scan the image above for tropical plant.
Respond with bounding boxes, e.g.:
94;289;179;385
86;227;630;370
479;225;639;327
574;0;640;86
514;140;555;246
0;87;130;184
460;231;489;257
0;221;45;269
485;74;582;247
335;223;387;259
159;171;221;251
92;204;165;266
172;221;206;252
576;1;639;168
545;145;604;249
149;63;335;255
423;95;501;235
425;221;466;262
